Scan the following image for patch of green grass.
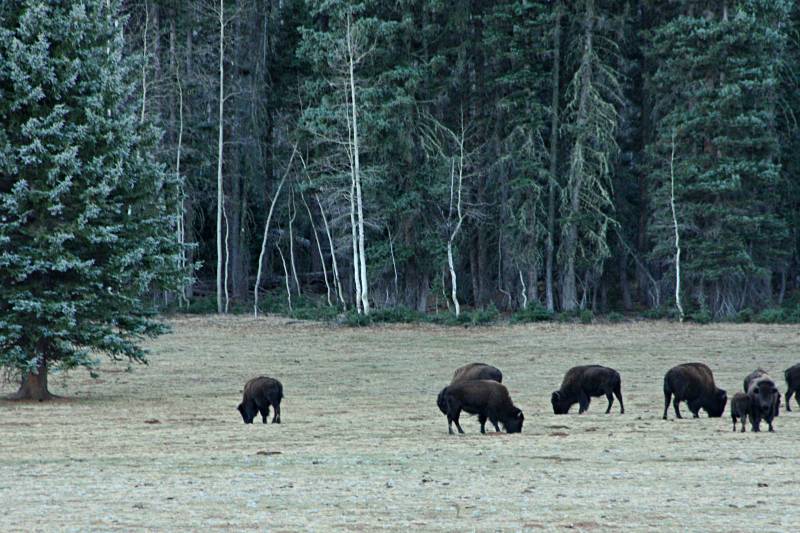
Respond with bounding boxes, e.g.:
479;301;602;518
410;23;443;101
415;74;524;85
510;304;553;323
606;311;625;323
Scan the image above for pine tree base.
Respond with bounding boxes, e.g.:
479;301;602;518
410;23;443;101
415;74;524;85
6;370;56;402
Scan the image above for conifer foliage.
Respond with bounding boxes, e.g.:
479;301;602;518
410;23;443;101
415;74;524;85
0;1;185;399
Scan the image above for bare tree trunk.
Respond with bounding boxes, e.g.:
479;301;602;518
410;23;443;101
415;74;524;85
350;167;362;313
140;0;148;124
301;191;332;306
173;23;187;306
669;132;684;322
388;227;399;304
519;269;528;310
316;194;346;308
347;12;369;315
277;243;292;313
288;189;301;294
223;195;231;313
216;0;225;314
546;0;563;313
254;146;297;316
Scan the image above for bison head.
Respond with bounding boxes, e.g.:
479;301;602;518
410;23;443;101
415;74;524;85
551;391;570;414
706;388;727;418
750;380;778;415
502;408;524;433
237;402;257;424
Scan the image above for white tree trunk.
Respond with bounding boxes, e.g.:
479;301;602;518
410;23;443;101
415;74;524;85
387;227;399;303
670;132;684;322
519;269;528;310
277;244;292;314
349;169;362;313
316;194;346;308
288;191;301;295
216;0;225;314
175;60;186;306
253;146;297;317
347;12;369;315
301;191;332;307
222;198;230;313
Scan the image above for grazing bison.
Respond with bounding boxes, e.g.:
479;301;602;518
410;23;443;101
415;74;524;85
730;392;750;432
450;363;503;385
550;365;624;415
747;375;779;432
437;380;524;435
662;363;727;419
785;363;800;412
237;376;283;424
743;368;769;393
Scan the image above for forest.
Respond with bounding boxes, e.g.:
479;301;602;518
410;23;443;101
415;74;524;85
12;0;800;321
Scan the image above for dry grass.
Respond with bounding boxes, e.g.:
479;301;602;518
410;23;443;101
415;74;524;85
1;317;799;531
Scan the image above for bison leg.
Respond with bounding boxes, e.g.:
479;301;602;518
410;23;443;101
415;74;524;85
578;391;590;414
672;397;683;419
260;405;270;424
614;383;624;414
786;389;794;412
604;391;614;414
273;402;281;424
448;408;465;434
741;417;746;432
663;391;672;420
750;413;761;432
478;414;488;434
731;414;736;432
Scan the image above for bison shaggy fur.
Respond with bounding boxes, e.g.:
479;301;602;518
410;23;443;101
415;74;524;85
785;363;800;412
450;363;503;385
550;365;624;415
662;363;727;419
238;376;283;424
730;392;750;432
437;380;523;435
747;375;779;432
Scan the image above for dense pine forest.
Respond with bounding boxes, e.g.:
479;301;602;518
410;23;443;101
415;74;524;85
9;0;800;322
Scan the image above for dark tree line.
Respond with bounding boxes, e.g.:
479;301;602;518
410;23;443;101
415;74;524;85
124;0;800;319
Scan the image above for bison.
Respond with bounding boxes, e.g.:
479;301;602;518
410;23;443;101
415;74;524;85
450;362;503;385
662;363;727;419
437;380;524;435
550;365;624;415
237;376;283;424
743;368;769;393
747;375;779;432
785;363;800;412
730;392;750;432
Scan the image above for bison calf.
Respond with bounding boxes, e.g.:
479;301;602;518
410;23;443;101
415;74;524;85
785;363;800;412
437;380;523;435
238;376;283;424
747;375;779;432
450;362;503;384
663;363;727;420
551;365;624;415
730;392;750;432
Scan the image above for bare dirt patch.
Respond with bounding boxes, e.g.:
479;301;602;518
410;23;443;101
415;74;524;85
1;317;799;530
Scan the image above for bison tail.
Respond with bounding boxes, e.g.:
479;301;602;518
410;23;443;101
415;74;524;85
437;387;449;416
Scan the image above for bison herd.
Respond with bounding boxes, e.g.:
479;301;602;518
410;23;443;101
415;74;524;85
238;362;800;434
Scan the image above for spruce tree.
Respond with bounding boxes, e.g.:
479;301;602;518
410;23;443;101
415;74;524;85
0;1;185;399
647;0;792;316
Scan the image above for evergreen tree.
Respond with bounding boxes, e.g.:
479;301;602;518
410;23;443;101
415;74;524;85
647;0;792;316
0;1;185;399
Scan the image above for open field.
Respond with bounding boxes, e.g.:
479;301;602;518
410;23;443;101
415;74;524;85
2;317;799;531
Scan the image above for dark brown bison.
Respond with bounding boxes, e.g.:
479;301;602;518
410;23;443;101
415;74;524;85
662;363;727;419
785;363;800;412
450;363;503;385
730;392;750;433
747;375;779;432
437;380;523;435
743;368;769;392
551;365;624;414
237;376;283;424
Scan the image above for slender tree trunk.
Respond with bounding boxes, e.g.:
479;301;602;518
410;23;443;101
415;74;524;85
316;194;346;308
347;12;369;315
350;168;362;313
277;243;292;313
254;146;297;316
302;191;332;306
546;0;562;313
288;190;301;295
669;132;684;322
519;269;528;310
216;0;225;314
140;0;148;124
